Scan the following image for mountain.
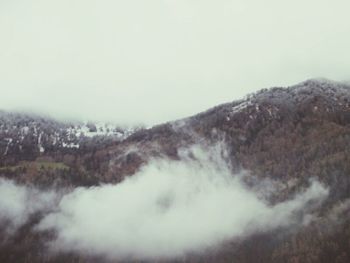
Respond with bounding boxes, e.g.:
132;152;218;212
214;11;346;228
0;111;135;157
0;79;350;262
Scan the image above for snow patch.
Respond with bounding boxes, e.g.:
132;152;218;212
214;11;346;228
62;142;80;149
3;138;12;156
38;132;45;153
231;100;253;114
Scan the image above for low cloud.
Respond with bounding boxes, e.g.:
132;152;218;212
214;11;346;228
0;179;57;233
33;145;328;260
0;145;329;259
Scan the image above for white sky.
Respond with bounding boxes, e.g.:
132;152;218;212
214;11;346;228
0;0;349;125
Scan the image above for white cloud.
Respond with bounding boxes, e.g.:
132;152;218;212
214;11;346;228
0;179;57;233
35;145;328;260
0;0;349;125
0;144;329;259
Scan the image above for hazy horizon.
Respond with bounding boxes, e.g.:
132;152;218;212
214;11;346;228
1;0;349;125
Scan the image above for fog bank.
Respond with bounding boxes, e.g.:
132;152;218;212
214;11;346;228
33;145;328;259
0;179;57;233
0;145;329;259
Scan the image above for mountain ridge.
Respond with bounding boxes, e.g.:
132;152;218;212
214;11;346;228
0;79;350;262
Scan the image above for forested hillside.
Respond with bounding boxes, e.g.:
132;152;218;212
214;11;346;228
0;79;349;262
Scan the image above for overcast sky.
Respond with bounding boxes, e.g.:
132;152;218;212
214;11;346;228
0;0;349;125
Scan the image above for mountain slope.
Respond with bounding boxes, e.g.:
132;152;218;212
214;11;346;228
0;79;350;262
